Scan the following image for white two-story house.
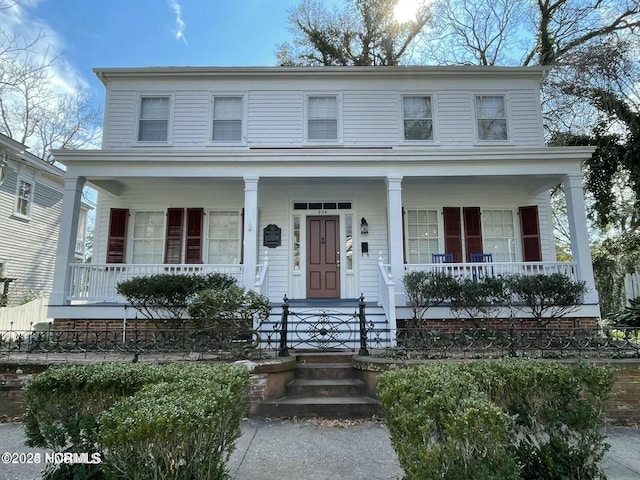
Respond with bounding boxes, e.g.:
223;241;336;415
49;66;598;333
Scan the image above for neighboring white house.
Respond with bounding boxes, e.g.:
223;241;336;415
49;65;598;331
0;133;90;308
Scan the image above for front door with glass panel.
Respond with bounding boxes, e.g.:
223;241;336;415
306;216;340;298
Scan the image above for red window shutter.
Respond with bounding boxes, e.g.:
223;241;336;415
185;208;203;264
443;207;463;263
463;207;483;262
107;208;128;263
519;206;542;261
164;208;184;264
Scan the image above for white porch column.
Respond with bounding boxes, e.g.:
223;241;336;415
242;176;259;290
563;174;598;304
50;176;86;306
386;175;405;305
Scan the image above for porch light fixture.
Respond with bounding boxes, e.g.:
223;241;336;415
0;152;6;186
360;217;369;234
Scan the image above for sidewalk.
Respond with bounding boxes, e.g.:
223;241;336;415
1;419;639;480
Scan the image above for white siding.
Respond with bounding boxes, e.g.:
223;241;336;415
343;91;398;145
508;90;545;145
436;92;475;145
103;91;137;147
173;91;210;146
247;91;303;145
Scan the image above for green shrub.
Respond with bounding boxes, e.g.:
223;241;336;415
611;296;640;327
506;273;587;325
379;363;518;480
449;276;507;324
403;271;459;320
188;284;271;333
24;362;250;480
117;273;237;325
99;365;249;480
379;360;613;480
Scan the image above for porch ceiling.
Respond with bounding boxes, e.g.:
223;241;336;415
89;174;562;197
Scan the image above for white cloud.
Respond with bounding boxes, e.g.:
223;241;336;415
168;0;188;45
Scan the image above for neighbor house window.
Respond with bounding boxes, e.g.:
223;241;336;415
403;96;433;140
407;209;440;263
212;96;243;142
482;209;516;262
307;95;338;141
475;95;507;140
207;210;240;264
15;178;34;218
131;211;164;263
138;96;170;142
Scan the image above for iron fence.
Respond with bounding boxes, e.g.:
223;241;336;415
389;325;640;359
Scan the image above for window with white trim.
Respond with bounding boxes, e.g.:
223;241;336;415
131;211;165;263
138;96;170;142
307;95;338;141
14;178;34;218
207;210;241;264
407;209;440;263
475;95;507;140
212;96;243;142
402;95;433;141
482;209;516;262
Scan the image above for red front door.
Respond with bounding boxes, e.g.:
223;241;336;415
307;216;340;298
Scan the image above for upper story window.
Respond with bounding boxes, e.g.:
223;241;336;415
138;96;170;142
403;95;433;141
212;96;244;142
307;95;338;141
14;178;34;219
475;95;508;141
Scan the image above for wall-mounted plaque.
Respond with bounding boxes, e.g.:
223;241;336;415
263;224;281;248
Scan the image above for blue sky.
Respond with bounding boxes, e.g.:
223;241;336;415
7;0;329;99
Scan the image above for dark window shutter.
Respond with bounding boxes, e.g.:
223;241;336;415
240;208;245;264
185;208;203;264
519;206;542;261
107;208;128;263
443;207;463;263
463;207;483;262
164;208;184;264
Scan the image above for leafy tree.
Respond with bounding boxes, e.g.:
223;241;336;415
276;0;432;66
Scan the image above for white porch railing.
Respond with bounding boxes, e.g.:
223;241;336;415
254;252;270;296
68;263;245;302
377;254;396;326
404;261;578;281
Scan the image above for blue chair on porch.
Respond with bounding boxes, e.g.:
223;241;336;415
470;253;493;263
470;253;493;278
432;253;454;263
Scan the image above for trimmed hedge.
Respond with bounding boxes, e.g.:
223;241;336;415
24;362;250;480
378;359;613;480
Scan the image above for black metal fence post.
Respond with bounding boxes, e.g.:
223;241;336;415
358;293;369;356
279;295;290;357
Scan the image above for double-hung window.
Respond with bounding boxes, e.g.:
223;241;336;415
212;96;244;142
406;209;440;263
138;96;170;142
15;178;34;219
207;210;241;264
402;95;433;141
131;211;165;263
475;95;507;140
307;95;338;141
482;209;516;262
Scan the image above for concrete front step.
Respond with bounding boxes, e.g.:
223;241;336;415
255;396;381;419
287;378;366;398
295;362;354;380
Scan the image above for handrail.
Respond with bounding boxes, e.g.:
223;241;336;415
377;253;396;331
254;251;270;295
404;261;579;281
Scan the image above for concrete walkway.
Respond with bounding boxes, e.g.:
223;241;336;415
0;420;639;480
